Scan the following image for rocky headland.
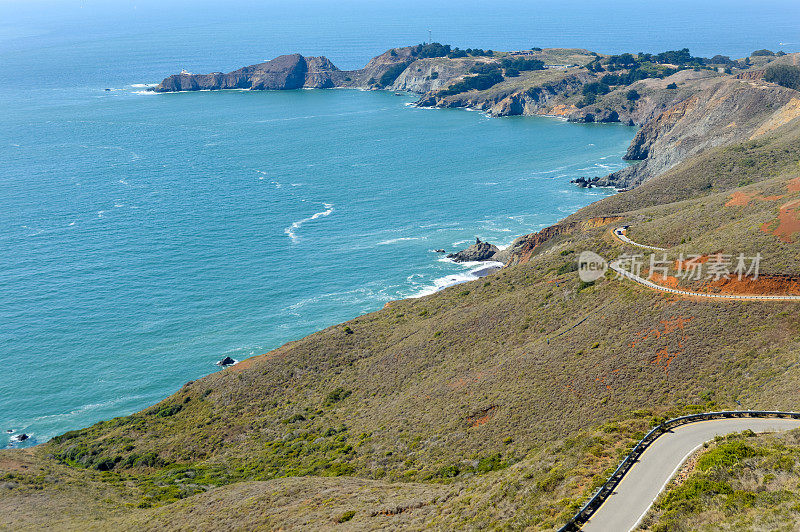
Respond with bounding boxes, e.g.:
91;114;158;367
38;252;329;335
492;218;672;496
154;48;800;266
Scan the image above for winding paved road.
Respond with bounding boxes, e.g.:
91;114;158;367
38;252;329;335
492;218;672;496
610;228;800;301
582;418;800;531
612;227;666;251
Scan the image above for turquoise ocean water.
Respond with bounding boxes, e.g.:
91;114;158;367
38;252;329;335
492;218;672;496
2;0;799;446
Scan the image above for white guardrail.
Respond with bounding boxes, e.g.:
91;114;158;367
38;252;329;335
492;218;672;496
610;228;800;301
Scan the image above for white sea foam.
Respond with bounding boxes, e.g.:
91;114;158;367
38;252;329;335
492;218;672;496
25;394;148;426
284;203;334;242
410;261;503;298
376;237;420;245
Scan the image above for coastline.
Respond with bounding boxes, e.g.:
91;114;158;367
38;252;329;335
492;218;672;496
4;81;633;449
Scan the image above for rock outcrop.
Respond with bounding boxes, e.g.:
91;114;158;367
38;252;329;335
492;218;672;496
495;216;624;266
154;54;340;92
595;79;800;188
446;238;500;262
217;356;236;367
152;47;461;93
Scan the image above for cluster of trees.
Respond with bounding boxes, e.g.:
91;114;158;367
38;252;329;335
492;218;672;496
764;64;800;91
599;67;674;86
578;81;642;107
751;49;787;57
407;43;495;60
500;56;545;77
458;56;544;82
412;43;451;58
447;47;494;58
470;63;501;75
439;71;504;95
588;48;746;75
578;81;611;106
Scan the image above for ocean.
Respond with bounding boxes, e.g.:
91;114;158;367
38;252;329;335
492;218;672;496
2;0;799;447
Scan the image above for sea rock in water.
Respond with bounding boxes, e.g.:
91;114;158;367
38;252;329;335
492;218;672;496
217;356;236;367
446;238;500;263
10;434;29;442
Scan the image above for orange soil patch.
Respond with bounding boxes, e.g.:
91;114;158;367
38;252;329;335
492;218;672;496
761;198;800;243
651;347;679;374
674;255;710;270
649;272;681;288
789;176;800;193
725;191;755;207
725;191;787;207
467;405;498;427
593;369;620;391
547;104;577;116
631;316;693;376
706;274;800;296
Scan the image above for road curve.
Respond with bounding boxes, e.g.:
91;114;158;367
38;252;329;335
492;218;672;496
582;418;800;532
612;227;667;251
610;228;800;301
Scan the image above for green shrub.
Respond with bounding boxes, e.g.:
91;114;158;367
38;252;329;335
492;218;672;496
697;441;759;471
336;510;356;523
51;429;83;444
582;82;611;96
440;72;504;96
556;262;578;275
283;413;306;424
764;64;800;91
94;457;117;471
659;477;733;511
500;57;544;72
324;387;352;406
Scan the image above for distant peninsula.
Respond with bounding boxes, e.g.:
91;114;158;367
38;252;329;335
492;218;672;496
153;44;800;189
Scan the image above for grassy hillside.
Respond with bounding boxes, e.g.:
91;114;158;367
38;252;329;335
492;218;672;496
3;79;800;532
